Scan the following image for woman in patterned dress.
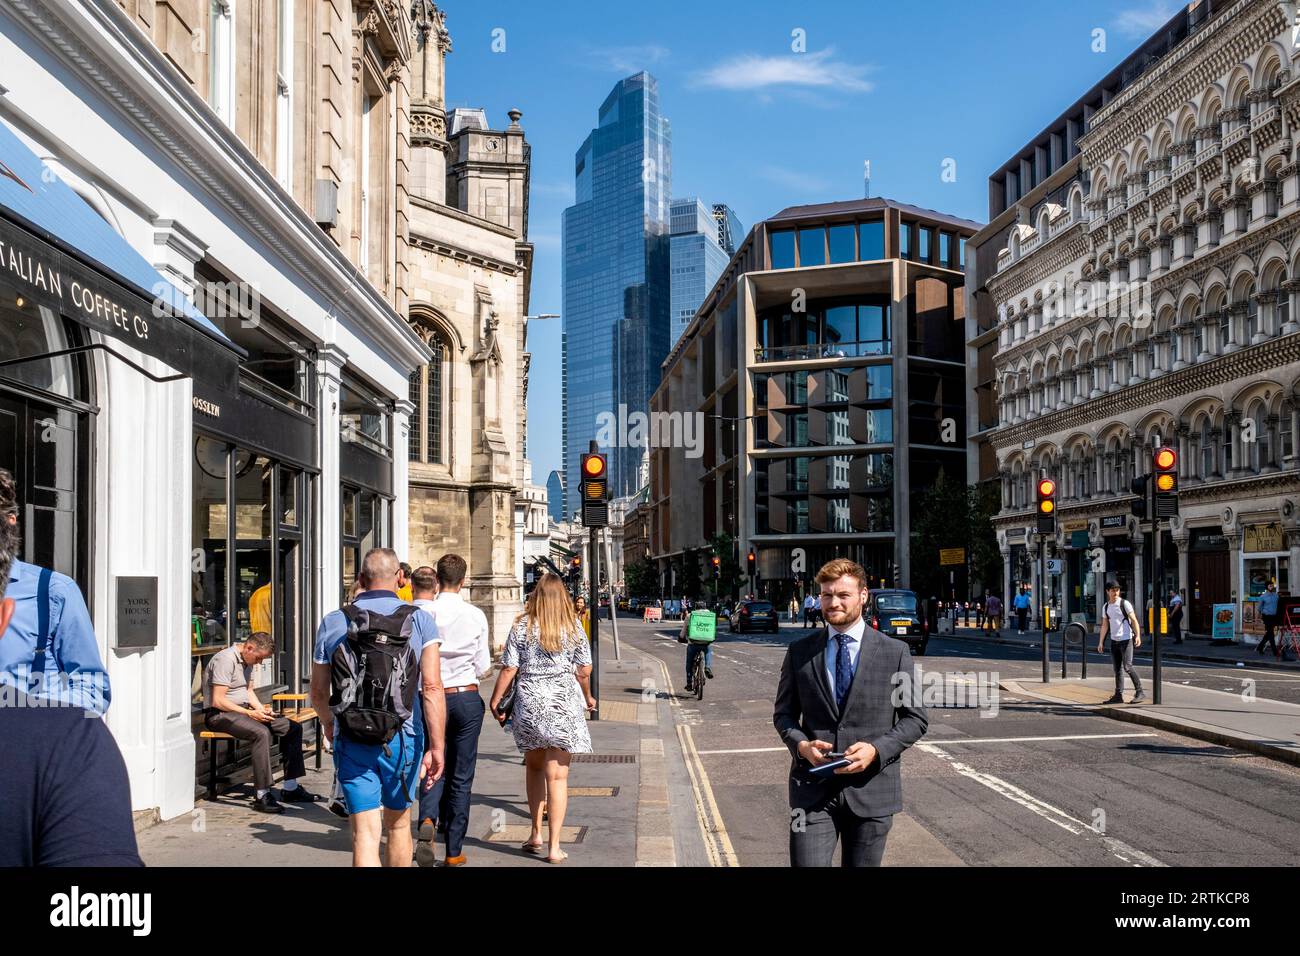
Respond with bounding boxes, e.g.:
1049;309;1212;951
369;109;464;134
489;573;597;863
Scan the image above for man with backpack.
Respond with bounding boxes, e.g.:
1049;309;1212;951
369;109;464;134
310;548;446;867
1097;580;1144;704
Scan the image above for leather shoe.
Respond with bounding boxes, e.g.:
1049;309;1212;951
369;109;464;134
279;785;319;803
252;793;284;814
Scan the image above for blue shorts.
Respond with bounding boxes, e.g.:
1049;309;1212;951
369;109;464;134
334;728;423;814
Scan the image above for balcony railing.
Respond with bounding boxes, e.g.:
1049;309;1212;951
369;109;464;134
755;340;891;362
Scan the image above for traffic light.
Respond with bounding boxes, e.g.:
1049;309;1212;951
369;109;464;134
746;550;757;577
580;452;608;528
1036;477;1057;534
892;561;901;588
711;555;721;579
1129;474;1148;520
570;555;582;582
1153;446;1178;517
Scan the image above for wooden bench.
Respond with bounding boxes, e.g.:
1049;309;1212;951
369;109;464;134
272;694;323;771
196;697;323;801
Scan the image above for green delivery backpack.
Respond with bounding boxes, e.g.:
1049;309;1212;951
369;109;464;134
686;610;717;643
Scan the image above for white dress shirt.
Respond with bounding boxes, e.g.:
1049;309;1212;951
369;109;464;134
415;592;490;687
823;615;868;693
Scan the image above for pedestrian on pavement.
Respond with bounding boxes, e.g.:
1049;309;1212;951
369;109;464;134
310;548;445;867
773;558;929;867
803;593;818;628
984;591;1002;636
203;632;319;813
397;561;414;603
789;596;799;622
575;595;591;637
1098;581;1144;704
0;478;142;867
489;573;596;864
0;469;110;715
1255;582;1282;657
1013;588;1032;635
963;600;970;627
414;556;490;866
1168;589;1185;645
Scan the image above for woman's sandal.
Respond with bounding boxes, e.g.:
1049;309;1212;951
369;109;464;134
543;850;568;863
521;840;544;854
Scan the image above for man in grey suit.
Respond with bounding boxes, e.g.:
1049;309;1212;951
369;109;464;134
774;558;928;866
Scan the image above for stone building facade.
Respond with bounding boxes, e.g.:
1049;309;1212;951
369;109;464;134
976;0;1300;640
401;6;533;650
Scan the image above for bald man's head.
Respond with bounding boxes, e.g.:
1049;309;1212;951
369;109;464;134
360;548;401;592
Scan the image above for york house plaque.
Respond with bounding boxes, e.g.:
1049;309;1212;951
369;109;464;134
116;576;159;649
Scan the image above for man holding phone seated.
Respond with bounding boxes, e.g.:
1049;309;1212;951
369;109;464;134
203;632;320;813
773;559;928;867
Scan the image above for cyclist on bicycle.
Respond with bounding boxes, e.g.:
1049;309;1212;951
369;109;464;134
681;606;717;693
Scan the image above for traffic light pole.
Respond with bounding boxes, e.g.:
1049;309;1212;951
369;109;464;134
1041;533;1050;684
588;532;600;721
1151;455;1163;705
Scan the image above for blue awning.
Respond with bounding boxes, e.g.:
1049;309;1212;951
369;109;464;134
0;118;231;346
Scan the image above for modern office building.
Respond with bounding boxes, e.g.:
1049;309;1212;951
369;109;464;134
562;71;672;511
546;469;566;523
969;0;1300;640
670;197;736;345
714;203;743;255
648;198;979;607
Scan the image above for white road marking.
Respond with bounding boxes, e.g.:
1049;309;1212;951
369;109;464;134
917;742;1166;867
924;733;1159;745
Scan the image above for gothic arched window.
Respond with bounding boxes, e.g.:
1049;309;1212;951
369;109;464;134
408;323;449;465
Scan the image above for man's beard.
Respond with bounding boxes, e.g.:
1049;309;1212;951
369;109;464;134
824;606;862;626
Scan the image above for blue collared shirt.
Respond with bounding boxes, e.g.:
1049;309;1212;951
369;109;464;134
1259;590;1279;615
0;560;110;715
824;616;867;694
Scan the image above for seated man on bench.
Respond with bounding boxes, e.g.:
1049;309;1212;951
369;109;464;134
203;632;319;813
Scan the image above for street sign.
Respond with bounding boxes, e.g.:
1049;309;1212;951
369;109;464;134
940;548;965;566
1046;559;1063;574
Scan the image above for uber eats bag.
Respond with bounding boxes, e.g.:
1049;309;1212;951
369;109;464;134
330;605;420;745
687;610;717;643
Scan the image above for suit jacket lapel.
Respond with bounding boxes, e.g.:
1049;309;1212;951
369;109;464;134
810;628;838;720
842;627;882;713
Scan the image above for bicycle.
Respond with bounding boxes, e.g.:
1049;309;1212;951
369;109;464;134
689;640;708;700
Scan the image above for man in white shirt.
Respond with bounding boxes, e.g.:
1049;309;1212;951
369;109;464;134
1097;580;1144;704
414;555;490;866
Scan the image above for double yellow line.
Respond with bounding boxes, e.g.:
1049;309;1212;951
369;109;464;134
624;633;739;867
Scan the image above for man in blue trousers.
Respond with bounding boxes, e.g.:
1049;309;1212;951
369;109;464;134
415;555;490;866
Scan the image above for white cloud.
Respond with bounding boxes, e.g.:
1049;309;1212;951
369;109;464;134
1115;0;1180;38
691;48;873;94
584;44;670;74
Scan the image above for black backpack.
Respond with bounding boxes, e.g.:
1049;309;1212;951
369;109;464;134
329;604;420;746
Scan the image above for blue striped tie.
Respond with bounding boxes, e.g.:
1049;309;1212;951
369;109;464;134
835;634;853;710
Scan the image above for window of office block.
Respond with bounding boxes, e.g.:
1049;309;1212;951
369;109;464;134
799;227;826;267
918;226;932;263
938;232;951;267
858;220;885;261
828;224;856;264
899;222;912;259
770;229;796;269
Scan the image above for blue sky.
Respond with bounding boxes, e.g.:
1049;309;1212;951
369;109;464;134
439;0;1185;482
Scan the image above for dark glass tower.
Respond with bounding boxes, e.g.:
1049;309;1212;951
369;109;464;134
562;72;672;513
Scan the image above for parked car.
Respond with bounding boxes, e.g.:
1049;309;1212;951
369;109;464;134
729;600;780;634
868;589;928;655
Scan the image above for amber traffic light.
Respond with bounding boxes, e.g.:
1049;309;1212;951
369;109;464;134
1036;477;1057;534
580;452;608;528
1153;446;1178;517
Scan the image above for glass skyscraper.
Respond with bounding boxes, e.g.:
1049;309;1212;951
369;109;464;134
670;197;739;345
562;72;672;512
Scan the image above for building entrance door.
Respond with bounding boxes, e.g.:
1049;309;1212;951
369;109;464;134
1189;550;1230;634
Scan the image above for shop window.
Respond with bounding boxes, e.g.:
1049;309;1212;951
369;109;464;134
340;375;391;457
